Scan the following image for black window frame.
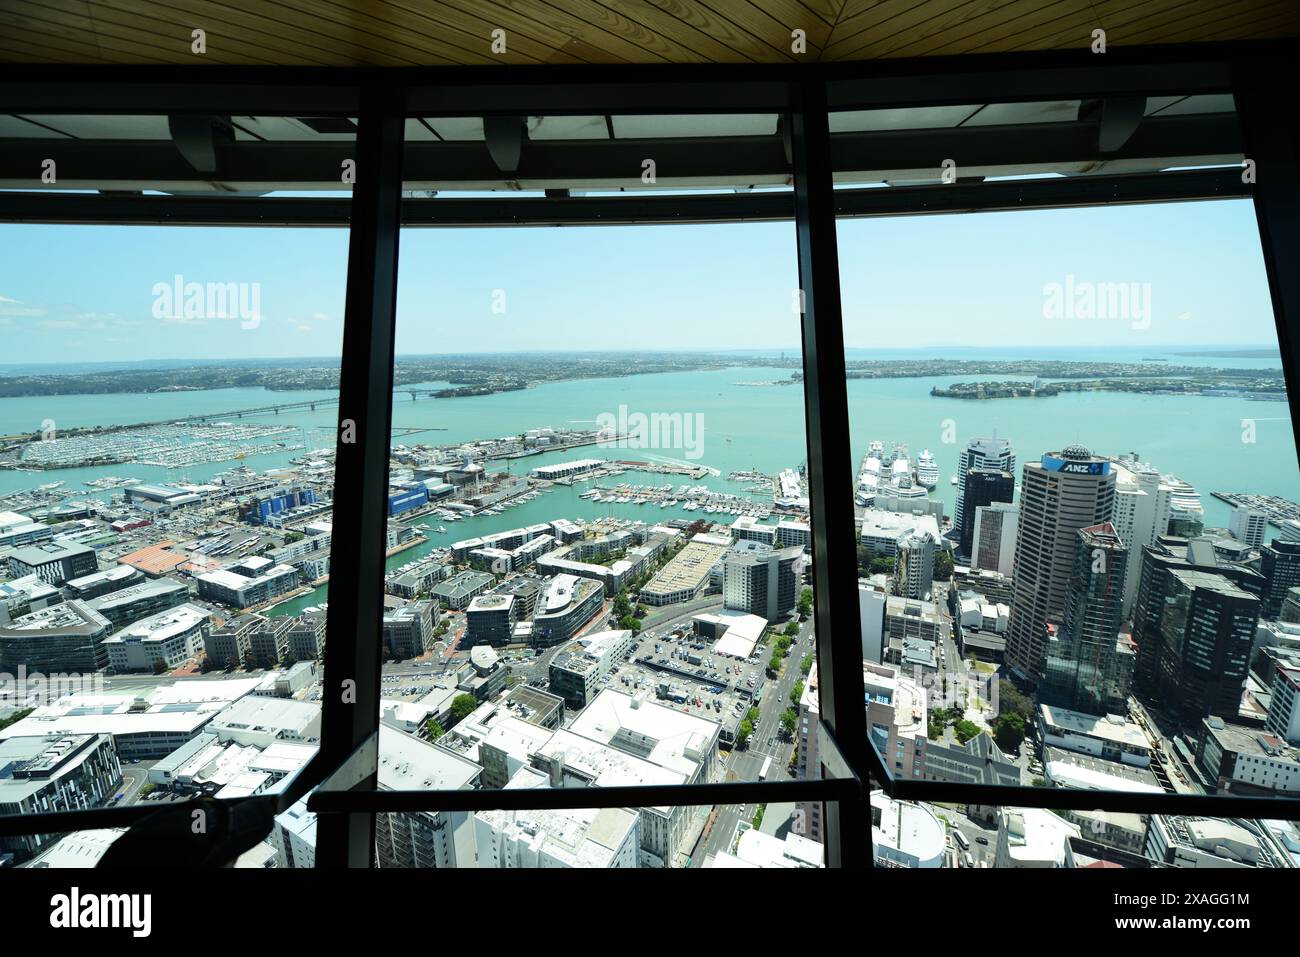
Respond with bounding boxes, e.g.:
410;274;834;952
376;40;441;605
0;41;1299;869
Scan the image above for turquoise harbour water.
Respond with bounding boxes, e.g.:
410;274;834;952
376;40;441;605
3;350;1297;617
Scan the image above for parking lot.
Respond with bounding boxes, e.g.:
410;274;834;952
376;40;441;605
601;620;771;742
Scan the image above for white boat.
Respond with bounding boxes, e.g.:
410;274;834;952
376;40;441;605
916;449;939;489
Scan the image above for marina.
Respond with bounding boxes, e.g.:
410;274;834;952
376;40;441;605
580;482;777;518
4;421;302;471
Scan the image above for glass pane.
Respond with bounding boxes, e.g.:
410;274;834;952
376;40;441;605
0;113;351;866
365;112;816;867
835;94;1300;813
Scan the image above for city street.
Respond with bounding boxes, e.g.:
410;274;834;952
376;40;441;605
690;610;815;867
938;804;1000;868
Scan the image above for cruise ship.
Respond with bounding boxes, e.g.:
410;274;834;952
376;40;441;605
858;438;942;509
915;449;939;489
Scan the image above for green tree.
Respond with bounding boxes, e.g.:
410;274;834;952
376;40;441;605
785;620;800;638
780;708;797;736
997;680;1035;720
737;719;753;747
992;712;1026;753
869;556;896;575
612;590;632;620
791;680;804;705
768;651;783;675
933;550;954;582
449;693;478;726
954;719;980;744
797;587;813;618
747;706;761;725
425;718;446;740
800;653;813;676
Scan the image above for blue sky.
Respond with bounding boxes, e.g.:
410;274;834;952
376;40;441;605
0;197;1279;365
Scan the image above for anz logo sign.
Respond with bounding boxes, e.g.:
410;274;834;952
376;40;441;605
1043;455;1109;476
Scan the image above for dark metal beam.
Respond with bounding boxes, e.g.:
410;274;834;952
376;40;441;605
887;777;1300;821
0;113;1240;189
790;78;872;869
0;170;1247;228
315;83;404;869
824;45;1244;109
1235;60;1300;472
308;778;858;815
835;168;1248;218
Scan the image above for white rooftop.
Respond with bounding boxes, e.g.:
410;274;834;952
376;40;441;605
1039;704;1149;750
0;678;262;740
103;602;211;645
1002;806;1080;866
567;688;718;783
376;724;481;792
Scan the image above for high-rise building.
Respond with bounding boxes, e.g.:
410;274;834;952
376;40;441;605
374;726;481;869
1041;523;1134;715
1109;456;1175;619
1265;663;1300;745
464;594;515;646
382;600;437;660
1130;536;1264;695
972;502;1018;577
1152;569;1260;723
722;544;802;622
895;528;939;601
1228;505;1268;548
954;437;1015;539
959;468;1014;557
861;509;941;600
1006;446;1116;685
1260;540;1300;620
860;580;886;663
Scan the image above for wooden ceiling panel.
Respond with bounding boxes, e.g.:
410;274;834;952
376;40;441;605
595;0;758;62
0;0;1293;65
639;0;800;61
1010;0;1300;55
880;0;1089;60
1117;1;1300;49
824;0;977;60
40;0;337;66
999;0;1246;54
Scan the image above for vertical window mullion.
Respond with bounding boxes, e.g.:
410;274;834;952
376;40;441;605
317;82;405;868
790;78;873;868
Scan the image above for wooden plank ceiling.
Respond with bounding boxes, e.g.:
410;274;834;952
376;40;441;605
0;0;1297;66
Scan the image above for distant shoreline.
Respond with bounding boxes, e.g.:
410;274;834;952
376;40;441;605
1171;349;1281;358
